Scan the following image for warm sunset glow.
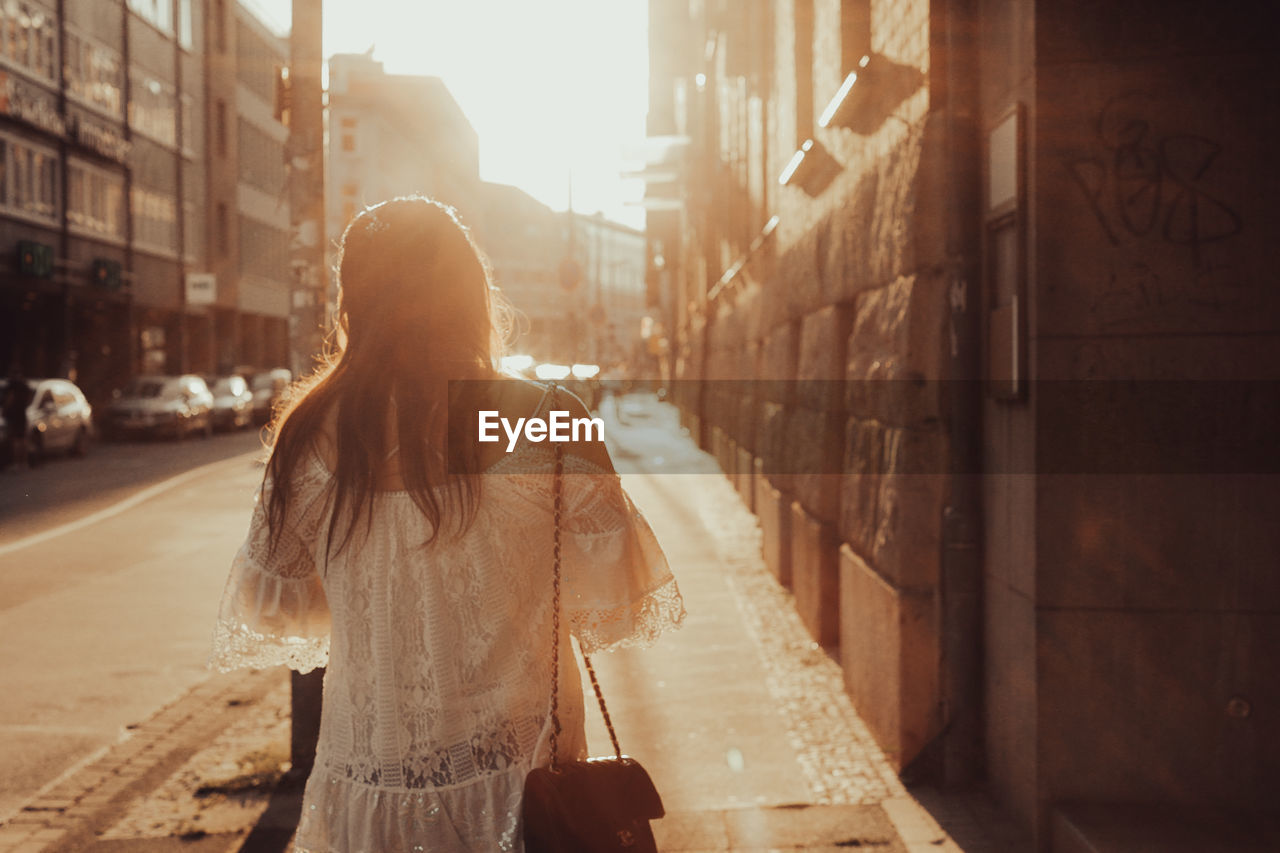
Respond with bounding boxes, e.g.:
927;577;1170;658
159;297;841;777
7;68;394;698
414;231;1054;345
250;0;649;227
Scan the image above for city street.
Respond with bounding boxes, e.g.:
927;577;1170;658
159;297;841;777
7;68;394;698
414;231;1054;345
0;429;264;822
0;396;1026;851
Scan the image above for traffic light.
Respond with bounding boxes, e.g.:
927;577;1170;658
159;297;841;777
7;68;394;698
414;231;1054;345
16;240;54;278
91;258;123;291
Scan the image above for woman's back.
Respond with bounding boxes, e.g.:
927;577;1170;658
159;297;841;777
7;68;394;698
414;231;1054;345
212;382;684;851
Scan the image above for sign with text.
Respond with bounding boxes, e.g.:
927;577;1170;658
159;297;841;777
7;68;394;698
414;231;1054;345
185;272;216;305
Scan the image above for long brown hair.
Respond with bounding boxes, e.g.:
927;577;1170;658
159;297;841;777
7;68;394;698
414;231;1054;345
264;197;513;557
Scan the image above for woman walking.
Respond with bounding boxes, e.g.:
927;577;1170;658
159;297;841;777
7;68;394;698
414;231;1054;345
210;197;684;851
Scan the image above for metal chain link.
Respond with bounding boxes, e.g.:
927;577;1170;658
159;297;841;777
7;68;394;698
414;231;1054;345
548;392;564;770
583;654;623;759
545;384;625;771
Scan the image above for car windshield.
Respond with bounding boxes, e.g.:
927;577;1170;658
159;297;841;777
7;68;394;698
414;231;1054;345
123;379;168;399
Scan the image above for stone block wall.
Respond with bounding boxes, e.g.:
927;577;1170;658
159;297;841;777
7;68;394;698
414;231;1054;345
666;0;948;771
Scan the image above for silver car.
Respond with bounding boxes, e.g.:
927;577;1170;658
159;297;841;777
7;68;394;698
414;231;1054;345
207;375;254;431
106;375;215;440
0;378;95;461
250;368;292;424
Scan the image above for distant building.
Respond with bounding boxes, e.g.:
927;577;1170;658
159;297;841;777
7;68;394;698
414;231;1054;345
476;183;562;361
205;0;292;375
567;212;647;369
325;50;482;271
0;0;198;404
0;0;291;406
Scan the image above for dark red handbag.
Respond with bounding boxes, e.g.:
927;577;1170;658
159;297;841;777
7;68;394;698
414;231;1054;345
522;392;665;852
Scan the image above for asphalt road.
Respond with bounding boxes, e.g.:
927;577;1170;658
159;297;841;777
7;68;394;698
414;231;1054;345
0;429;267;822
0;428;265;547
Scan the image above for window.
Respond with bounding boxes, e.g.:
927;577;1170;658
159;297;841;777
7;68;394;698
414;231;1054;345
178;0;194;50
0;1;57;82
127;0;173;35
0;132;58;223
129;73;177;146
340;117;357;152
238;215;290;282
237;118;285;194
64;31;124;117
236;20;279;104
130;186;178;255
67;158;126;241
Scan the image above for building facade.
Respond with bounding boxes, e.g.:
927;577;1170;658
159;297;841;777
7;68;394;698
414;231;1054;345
325;50;483;263
568;211;646;369
204;0;291;375
649;0;1278;849
0;0;199;406
0;0;290;408
324;54;649;371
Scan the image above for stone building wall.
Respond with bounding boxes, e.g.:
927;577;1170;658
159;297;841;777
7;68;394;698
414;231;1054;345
670;0;952;772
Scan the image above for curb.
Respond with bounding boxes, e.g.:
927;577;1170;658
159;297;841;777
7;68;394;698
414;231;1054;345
0;668;284;853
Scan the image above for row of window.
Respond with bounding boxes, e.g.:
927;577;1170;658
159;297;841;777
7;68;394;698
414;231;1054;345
239;216;290;283
0;135;58;222
237;119;285;195
127;0;194;50
64;30;124;117
0;1;57;83
236;19;281;105
68;158;125;240
129;74;177;147
1;132;182;257
131;185;178;254
4;2;194;93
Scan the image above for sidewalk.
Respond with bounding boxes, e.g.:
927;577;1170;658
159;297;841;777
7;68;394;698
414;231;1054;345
0;394;1030;853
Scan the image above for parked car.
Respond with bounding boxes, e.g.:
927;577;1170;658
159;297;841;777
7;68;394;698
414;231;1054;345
105;375;214;440
206;374;254;431
249;368;292;423
0;378;94;464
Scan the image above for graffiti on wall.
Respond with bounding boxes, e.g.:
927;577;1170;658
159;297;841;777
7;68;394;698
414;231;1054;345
1063;92;1244;327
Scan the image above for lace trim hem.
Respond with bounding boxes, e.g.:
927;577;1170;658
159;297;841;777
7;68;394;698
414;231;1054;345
208;617;330;674
571;573;687;656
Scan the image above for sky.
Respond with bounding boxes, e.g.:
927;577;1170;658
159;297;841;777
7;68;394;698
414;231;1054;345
250;0;651;229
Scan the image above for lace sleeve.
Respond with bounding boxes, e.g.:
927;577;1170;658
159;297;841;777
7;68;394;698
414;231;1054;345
209;470;331;674
559;457;686;655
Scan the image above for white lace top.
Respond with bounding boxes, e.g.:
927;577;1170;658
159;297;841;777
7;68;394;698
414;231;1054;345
209;432;685;852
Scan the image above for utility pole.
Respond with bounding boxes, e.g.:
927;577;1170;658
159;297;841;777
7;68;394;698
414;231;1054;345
287;0;326;376
286;0;325;785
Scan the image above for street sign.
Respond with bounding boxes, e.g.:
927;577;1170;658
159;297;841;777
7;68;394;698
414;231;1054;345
185;272;216;305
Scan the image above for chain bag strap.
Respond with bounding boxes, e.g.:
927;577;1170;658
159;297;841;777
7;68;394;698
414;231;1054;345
522;384;664;853
548;393;623;768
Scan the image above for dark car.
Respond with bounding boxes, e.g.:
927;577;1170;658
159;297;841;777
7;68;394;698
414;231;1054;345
250;368;292;424
0;378;94;465
105;375;215;440
207;374;254;431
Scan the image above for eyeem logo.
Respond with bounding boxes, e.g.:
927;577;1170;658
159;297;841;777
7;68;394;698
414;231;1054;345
478;410;605;453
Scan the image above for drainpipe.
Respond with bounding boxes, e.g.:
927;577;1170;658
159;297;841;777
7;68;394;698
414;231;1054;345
938;0;984;785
